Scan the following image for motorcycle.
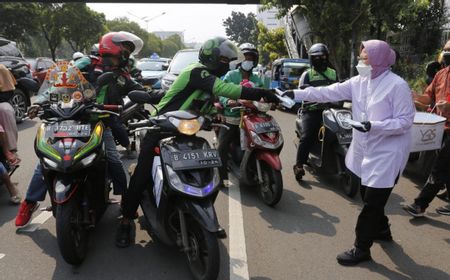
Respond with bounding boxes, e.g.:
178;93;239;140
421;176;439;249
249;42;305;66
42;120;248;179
294;101;360;197
225;100;284;206
34;62;121;265
128;90;225;280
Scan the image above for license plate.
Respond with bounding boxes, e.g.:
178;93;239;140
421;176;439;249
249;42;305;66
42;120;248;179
45;122;91;138
171;149;222;170
253;121;279;134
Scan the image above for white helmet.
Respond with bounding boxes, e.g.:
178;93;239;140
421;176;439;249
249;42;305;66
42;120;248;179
72;52;84;61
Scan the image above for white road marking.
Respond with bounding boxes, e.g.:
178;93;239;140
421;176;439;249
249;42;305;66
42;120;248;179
229;180;250;280
0;254;5;260
17;211;53;233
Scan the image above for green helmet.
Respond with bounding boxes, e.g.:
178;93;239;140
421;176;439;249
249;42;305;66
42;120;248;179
199;37;240;71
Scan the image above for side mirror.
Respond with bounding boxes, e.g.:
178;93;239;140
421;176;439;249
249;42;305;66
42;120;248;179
128;90;154;104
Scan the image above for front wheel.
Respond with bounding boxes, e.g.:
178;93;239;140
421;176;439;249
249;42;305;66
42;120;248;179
340;171;359;198
9;89;27;123
185;219;220;280
56;199;88;265
258;161;283;206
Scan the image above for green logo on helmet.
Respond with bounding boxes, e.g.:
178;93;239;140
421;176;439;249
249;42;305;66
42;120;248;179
202;38;219;55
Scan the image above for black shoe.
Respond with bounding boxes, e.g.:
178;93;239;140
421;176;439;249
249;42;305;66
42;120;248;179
336;247;371;266
373;228;393;242
115;223;132;248
402;203;425;217
216;227;227;239
293;165;305;181
436;204;450;216
437;190;449;202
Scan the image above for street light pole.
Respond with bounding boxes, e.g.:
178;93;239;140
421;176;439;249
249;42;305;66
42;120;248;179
127;11;166;33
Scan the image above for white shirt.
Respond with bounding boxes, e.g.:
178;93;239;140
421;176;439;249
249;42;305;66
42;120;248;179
294;71;416;188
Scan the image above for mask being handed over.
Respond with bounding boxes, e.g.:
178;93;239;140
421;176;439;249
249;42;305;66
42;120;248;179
241;60;254;72
356;60;372;78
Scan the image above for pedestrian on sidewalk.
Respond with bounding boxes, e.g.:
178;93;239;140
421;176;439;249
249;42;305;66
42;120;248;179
283;40;415;266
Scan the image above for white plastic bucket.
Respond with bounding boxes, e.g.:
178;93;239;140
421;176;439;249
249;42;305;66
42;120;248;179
410;112;446;152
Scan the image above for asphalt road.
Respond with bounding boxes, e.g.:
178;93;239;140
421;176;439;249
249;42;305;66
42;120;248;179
0;109;449;280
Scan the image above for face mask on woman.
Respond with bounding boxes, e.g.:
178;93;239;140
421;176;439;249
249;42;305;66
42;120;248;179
240;60;254;72
356;60;372;78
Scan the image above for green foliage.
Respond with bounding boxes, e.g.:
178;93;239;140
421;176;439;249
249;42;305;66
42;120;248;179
257;23;287;65
223;11;259;45
38;3;66;61
60;3;106;53
0;3;40;44
161;34;185;58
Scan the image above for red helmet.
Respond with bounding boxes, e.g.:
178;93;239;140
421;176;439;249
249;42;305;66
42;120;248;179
98;31;143;60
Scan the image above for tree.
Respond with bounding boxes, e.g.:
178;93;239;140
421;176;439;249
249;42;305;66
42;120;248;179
60;3;106;53
38;3;66;61
0;3;40;50
161;34;185;57
257;22;288;65
223;11;259;45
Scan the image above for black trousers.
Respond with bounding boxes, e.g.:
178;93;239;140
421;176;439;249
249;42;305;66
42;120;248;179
296;110;323;166
217;123;240;181
121;131;163;219
414;134;450;209
355;184;393;251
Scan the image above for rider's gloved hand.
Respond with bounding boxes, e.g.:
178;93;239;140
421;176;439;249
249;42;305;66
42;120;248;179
240;87;279;103
282;90;295;100
352;121;371;133
262;89;280;103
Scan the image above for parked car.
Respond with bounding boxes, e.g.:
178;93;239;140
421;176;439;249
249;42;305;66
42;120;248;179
136;58;169;89
0;38;38;122
161;49;199;91
27;57;55;86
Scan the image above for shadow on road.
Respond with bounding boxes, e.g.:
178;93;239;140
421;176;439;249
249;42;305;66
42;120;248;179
240;187;339;237
16;119;39;132
408;216;450;231
0;191;18;227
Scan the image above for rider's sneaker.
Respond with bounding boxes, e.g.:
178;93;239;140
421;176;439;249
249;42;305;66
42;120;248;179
336;247;371;266
436;204;450;216
402;203;425;217
115;222;133;248
293;165;305;181
15;201;39;227
437;190;449;202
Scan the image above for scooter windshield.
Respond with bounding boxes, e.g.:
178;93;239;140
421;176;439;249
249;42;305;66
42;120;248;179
36;61;96;107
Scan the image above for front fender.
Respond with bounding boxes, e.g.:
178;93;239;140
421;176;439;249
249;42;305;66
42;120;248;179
256;151;282;170
53;178;79;204
179;199;220;233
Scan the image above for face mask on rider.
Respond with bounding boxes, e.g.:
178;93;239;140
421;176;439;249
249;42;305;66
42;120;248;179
356;60;372;78
214;61;230;77
240;60;254;72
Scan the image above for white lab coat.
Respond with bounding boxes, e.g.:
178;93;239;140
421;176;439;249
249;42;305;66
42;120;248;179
294;70;416;188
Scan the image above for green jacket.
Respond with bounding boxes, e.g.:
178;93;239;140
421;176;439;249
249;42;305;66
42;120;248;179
154;62;243;116
220;69;264;118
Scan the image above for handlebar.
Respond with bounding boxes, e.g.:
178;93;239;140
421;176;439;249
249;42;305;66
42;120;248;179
128;120;152;129
94;104;123;113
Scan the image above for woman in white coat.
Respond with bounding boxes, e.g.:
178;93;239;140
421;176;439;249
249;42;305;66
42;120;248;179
283;40;415;266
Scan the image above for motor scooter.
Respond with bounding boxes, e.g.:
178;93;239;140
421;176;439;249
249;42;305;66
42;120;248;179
294;101;360;197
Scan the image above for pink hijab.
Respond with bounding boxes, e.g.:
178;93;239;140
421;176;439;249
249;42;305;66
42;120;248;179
361;40;396;79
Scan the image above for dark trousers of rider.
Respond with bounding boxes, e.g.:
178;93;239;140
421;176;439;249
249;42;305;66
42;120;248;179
355;184;393;251
414;133;450;209
296;110;323;166
217;124;240;181
122;131;163;219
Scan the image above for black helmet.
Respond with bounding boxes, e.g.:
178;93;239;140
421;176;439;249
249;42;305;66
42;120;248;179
199;37;240;74
239;43;259;67
308;43;329;72
308;43;329;57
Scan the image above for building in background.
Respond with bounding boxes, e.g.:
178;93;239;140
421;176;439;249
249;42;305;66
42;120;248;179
256;5;282;30
153;31;185;43
443;0;450;43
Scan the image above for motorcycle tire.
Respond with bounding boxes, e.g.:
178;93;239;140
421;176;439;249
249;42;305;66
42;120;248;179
341;171;359;198
185;218;220;280
258;161;283;206
56;199;88;265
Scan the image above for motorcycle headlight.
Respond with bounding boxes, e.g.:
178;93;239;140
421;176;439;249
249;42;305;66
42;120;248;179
335;111;353;130
36;124;62;162
74;123;103;160
166;164;216;197
250;131;283;149
80;153;97;167
169;117;204;135
43;157;58;168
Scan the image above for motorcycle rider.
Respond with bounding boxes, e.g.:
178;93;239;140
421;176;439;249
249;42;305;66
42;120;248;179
72;51;84;63
403;40;450;217
14;32;142;227
218;43;264;185
293;43;337;181
73;45;103;84
115;36;280;248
